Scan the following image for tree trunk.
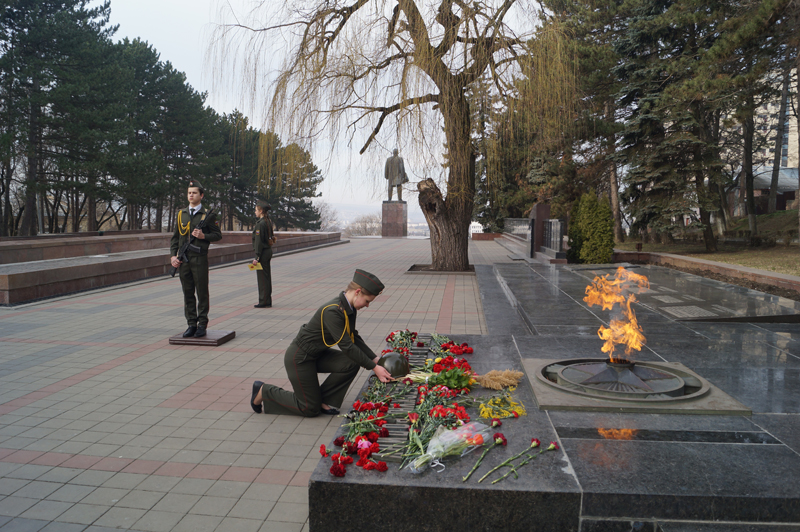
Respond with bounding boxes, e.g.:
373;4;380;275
418;94;475;271
768;63;791;213
743;101;757;235
418;178;472;270
609;162;624;243
20;78;40;236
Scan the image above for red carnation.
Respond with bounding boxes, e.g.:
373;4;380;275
393;403;400;408
330;464;346;477
343;442;358;454
379;428;390;438
363;461;377;470
513;412;519;418
341;455;353;464
333;436;345;447
531;438;541;448
356;457;369;467
464;347;473;354
319;444;330;457
376;461;388;472
416;342;424;347
491;418;502;428
493;433;508;446
366;432;379;443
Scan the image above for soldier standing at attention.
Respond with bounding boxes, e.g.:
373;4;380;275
252;200;276;308
249;269;392;416
170;180;222;338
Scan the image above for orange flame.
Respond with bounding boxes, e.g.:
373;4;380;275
597;428;638;440
583;267;649;361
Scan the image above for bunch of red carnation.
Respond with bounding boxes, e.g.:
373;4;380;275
351;400;389;414
431;355;473;373
440;341;474;356
429;403;470;423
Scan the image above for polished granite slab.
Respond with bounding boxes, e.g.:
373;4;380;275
309;334;581;532
313;263;800;531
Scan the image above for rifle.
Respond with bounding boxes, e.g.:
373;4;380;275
169;206;217;277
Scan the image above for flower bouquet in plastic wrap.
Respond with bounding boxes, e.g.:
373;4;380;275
405;421;490;474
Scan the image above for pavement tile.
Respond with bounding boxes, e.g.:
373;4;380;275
0;518;50;532
55;503;109;525
0;239;500;530
131;510;183;532
266;502;307;523
170;514;223;532
39;522;87;532
18;500;72;521
0;497;38;517
46;484;95;503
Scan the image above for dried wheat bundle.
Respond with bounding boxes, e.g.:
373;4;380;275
475;370;525;390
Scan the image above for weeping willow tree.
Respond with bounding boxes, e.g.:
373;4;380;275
211;0;576;270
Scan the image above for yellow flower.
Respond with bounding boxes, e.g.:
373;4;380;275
435;357;442;363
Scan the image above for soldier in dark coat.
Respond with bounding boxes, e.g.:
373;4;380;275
384;148;408;201
249;269;392;417
169;180;222;338
252;201;276;308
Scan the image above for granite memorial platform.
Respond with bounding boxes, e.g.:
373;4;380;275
310;262;800;531
0;231;344;304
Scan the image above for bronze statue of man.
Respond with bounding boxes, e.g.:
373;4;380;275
384;148;408;202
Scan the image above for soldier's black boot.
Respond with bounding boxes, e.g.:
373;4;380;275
182;326;197;338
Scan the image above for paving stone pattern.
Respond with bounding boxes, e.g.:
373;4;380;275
0;238;500;531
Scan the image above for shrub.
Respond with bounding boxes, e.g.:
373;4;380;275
579;193;615;264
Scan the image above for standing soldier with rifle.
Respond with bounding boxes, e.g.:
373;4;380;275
170;180;222;338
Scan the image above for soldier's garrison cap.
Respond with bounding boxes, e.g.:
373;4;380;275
188;179;204;193
353;269;384;296
256;200;271;211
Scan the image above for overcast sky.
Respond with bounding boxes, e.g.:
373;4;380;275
108;0;423;221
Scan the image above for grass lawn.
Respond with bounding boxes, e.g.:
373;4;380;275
614;241;800;277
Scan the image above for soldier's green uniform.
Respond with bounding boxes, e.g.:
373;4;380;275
252;214;274;306
259;271;384;417
170;204;222;329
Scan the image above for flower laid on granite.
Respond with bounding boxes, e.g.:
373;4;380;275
491;418;502;428
477;388;526;420
330;464;346;477
319;444;331;457
386;329;418;349
333;436;345;447
477;438;559;484
329;450;353;477
463;432;507;482
407;422;490;473
430;333;474;356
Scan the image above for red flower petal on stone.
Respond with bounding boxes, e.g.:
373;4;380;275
330;464;346;477
376;461;388;472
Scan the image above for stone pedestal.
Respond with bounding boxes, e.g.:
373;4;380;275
382;201;407;237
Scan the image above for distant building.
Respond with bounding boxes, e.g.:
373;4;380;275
469;222;483;236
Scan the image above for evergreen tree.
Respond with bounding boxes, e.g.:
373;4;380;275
580;193;615;264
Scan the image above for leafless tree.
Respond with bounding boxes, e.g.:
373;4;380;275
211;0;574;270
344;213;382;236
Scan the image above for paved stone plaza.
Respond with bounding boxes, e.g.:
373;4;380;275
0;238;494;531
2;237;800;531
